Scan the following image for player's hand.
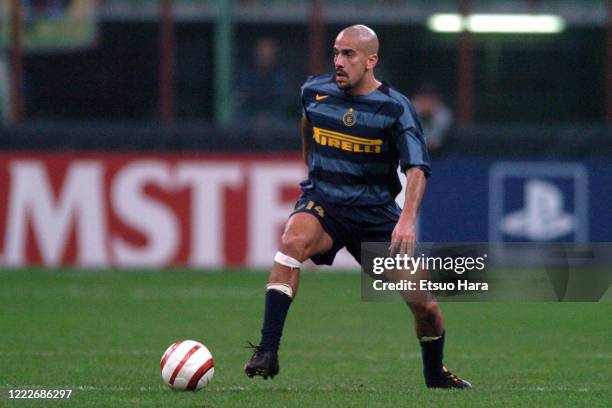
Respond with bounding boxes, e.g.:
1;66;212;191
389;215;416;257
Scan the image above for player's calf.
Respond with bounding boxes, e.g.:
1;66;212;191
244;264;297;380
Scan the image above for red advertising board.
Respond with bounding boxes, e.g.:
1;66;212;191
0;153;357;268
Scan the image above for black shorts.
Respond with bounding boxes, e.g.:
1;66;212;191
290;190;401;266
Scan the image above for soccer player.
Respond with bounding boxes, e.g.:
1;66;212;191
244;24;471;389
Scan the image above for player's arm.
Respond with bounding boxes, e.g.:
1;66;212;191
301;116;313;167
391;97;430;255
391;167;426;255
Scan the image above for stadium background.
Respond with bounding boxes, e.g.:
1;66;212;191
0;1;611;407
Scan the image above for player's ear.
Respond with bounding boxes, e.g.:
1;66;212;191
366;54;378;70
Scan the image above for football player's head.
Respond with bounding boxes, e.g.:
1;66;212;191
333;25;379;92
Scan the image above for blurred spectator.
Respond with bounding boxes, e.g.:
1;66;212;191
26;0;70;20
235;37;292;129
412;83;453;155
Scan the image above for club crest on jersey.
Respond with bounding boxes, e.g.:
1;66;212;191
342;108;356;127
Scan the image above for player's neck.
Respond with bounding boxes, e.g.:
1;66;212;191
346;76;382;97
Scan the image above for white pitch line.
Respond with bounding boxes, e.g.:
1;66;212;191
0;286;254;300
75;385;167;392
525;386;591;393
79;385;591;393
3;384;596;394
589;353;612;359
3;350;607;362
0;350;160;357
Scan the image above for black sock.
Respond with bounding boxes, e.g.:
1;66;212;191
419;331;445;378
259;289;292;353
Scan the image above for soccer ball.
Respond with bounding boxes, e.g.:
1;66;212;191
160;340;215;391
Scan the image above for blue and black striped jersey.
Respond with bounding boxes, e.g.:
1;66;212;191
300;74;431;206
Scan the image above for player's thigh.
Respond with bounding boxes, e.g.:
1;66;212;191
280;212;333;261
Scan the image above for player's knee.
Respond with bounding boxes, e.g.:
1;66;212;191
410;301;441;322
279;233;313;262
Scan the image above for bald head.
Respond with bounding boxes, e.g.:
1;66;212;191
333;24;381;94
336;25;379;56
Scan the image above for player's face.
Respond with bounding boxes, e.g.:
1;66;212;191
333;40;368;91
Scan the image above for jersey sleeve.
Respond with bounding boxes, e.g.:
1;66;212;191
393;101;431;178
300;76;314;123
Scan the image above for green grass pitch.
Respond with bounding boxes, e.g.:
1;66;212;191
1;269;611;407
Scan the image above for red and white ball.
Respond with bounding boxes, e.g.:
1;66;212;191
160;340;215;391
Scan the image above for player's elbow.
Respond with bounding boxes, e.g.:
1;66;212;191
405;165;428;179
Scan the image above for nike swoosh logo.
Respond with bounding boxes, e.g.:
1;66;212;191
315;94;329;101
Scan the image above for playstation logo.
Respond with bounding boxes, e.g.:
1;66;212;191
489;163;589;242
502;180;575;240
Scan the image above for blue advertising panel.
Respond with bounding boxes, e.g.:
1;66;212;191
419;157;611;242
